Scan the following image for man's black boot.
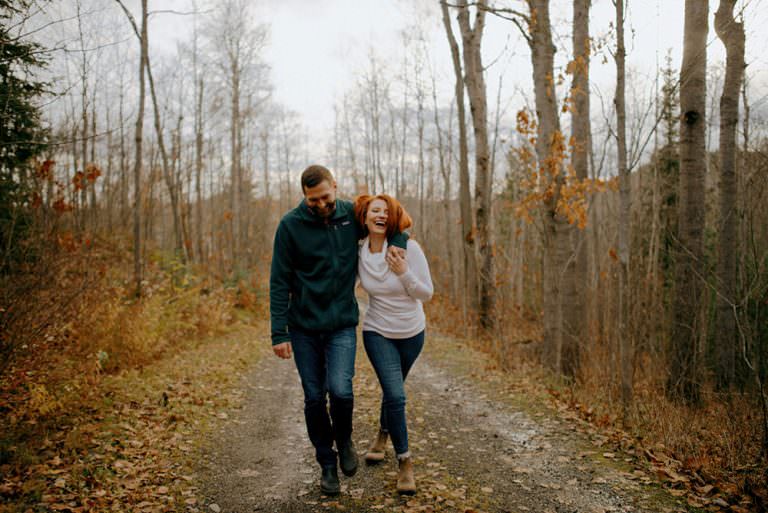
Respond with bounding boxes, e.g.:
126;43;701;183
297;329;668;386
320;465;340;495
338;438;358;477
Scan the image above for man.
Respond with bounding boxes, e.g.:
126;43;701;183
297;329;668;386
270;165;407;495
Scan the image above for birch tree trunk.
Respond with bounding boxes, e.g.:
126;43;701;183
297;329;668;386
669;0;708;405
714;0;745;391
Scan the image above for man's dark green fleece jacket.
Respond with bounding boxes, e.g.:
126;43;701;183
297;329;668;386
269;198;407;345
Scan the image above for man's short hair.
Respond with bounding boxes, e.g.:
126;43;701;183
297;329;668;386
301;165;334;191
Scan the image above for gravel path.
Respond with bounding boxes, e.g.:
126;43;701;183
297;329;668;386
196;333;685;513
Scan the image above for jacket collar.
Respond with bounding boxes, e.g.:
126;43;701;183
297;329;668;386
297;198;347;223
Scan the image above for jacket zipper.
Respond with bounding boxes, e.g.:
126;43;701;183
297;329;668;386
328;219;340;329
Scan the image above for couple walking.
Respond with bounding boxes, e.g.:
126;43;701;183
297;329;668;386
269;165;433;496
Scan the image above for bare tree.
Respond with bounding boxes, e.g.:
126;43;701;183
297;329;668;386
456;0;496;331
563;0;591;379
149;60;187;263
185;0;204;263
75;0;89;231
205;0;268;273
613;0;632;411
117;44;129;228
714;0;745;390
398;35;409;198
431;66;456;297
520;0;573;376
115;0;147;297
669;0;708;404
440;0;478;317
194;73;205;263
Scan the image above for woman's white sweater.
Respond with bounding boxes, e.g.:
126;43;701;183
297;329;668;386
358;238;434;339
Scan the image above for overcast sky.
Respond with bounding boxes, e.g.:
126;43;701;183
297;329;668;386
80;0;768;160
184;0;768;135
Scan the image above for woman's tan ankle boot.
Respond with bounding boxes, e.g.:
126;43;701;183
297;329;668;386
364;429;388;464
396;456;416;495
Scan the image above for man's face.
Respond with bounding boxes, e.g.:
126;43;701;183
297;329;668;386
304;180;337;218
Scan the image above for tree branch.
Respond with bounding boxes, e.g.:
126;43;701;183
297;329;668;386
443;0;530;23
113;0;140;40
148;9;202;17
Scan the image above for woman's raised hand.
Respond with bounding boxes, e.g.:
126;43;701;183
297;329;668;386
386;250;408;276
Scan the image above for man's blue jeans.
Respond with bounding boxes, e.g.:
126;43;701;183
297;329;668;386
290;326;356;468
362;330;425;456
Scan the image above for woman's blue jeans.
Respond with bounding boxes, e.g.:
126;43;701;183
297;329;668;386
290;326;356;468
362;330;425;456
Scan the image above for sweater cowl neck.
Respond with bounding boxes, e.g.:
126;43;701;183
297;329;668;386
360;237;389;282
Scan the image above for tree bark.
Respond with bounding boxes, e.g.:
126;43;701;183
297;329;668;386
116;0;185;263
89;101;97;227
714;0;745;391
342;94;360;191
563;0;591;379
399;52;408;198
145;52;186;263
119;64;128;229
526;0;570;375
195;76;205;263
105;102;113;232
76;0;88;232
456;0;495;331
124;0;147;297
614;0;633;412
230;65;241;270
441;0;478;317
417;86;426;235
669;0;708;405
432;72;456;295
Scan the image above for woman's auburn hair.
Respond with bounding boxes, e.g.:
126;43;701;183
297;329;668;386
353;194;413;239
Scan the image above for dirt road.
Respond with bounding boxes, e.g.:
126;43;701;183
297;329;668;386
197;333;686;513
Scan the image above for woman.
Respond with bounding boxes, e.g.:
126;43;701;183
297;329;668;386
354;194;433;495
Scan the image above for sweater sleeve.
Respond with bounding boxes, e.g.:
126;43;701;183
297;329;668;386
269;220;293;345
397;240;433;302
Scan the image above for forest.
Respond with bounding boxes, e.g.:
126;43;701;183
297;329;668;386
1;0;767;512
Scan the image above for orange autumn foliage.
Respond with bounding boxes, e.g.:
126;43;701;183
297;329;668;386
512;107;616;229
